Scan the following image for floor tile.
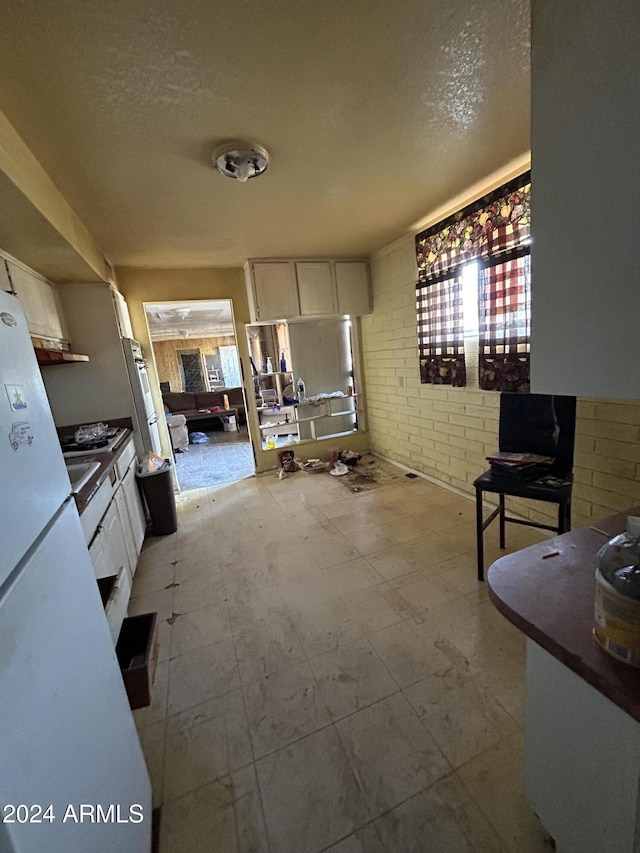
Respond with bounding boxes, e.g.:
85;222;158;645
342;584;412;633
323;558;382;597
278;570;341;611
323;823;387;853
131;562;175;597
457;734;547;853
310;637;398;720
368;620;452;688
374;773;505;853
404;665;518;768
168;640;240;715
169;602;232;658
138;720;165;809
290;598;366;658
234;617;306;684
163;689;251;801
226;585;289;635
243;660;331;758
128;587;175;621
159;779;235;853
159;768;267;853
392;572;461;612
336;692;451;816
256;726;370;853
366;549;417;580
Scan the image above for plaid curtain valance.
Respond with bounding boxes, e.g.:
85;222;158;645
415;171;531;283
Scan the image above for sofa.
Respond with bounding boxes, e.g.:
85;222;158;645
162;389;247;427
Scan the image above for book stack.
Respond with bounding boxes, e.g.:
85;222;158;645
486;451;555;481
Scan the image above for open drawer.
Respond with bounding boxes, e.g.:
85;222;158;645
116;612;158;710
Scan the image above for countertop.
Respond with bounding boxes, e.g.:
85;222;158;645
71;429;133;515
487;508;640;723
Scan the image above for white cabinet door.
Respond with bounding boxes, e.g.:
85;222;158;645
114;483;137;579
112;289;134;339
8;262;67;340
89;499;129;581
296;262;337;316
335;262;371;315
122;462;146;566
89;524;113;580
251;262;299;321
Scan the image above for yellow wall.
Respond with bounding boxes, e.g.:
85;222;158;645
0;108;110;281
361;234;640;528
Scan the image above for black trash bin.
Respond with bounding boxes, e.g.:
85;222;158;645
136;459;178;535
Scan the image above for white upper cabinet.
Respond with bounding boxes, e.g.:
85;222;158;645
112;288;134;339
247;261;299;321
6;261;68;342
530;1;639;398
335;261;371;315
296;262;337;316
246;258;371;322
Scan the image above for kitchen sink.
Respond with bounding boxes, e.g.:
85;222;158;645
65;460;101;494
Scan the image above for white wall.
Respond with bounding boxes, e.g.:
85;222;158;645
530;1;640;398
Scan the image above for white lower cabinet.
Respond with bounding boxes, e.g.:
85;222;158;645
86;438;146;644
122;462;146;558
114;483;137;579
89;499;130;581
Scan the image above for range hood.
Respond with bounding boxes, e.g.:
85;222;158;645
34;347;89;365
31;336;89;365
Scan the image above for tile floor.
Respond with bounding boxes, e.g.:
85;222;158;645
129;459;552;853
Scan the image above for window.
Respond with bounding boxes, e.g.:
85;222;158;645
417;271;466;386
478;248;531;392
415;172;531;391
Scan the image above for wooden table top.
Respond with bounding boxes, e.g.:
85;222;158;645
487;507;640;723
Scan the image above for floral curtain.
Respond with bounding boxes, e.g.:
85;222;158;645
415;172;531;282
415;170;531;391
478;249;531;392
417;272;466;387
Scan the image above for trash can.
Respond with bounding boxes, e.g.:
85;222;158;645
136;459;178;535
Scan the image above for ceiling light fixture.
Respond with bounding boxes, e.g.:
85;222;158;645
213;141;269;183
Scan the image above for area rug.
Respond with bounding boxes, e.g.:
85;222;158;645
173;428;254;491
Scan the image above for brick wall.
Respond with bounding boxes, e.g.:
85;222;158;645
361;234;640;527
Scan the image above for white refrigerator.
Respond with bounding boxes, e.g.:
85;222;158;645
0;290;151;852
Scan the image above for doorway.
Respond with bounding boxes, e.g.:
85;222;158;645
144;299;254;491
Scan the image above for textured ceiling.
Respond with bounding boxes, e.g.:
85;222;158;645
0;0;530;270
145;300;234;340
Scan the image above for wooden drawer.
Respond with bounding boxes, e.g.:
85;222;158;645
116;612;158;709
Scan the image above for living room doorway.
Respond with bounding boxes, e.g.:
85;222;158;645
144;299;254;491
